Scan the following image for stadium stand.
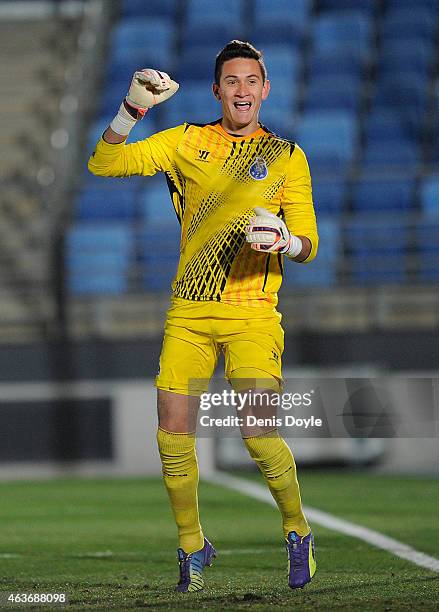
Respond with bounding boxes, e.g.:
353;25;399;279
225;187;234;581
66;223;133;295
57;0;439;338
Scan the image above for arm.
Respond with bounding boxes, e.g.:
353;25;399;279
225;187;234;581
88;69;180;177
245;145;319;262
281;144;318;263
102;126;127;144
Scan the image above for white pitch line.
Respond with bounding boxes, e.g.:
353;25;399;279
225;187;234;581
208;471;439;573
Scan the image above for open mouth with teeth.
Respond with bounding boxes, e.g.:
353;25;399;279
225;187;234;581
234;101;252;110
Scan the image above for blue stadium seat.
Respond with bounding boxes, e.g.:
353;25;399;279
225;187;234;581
260;106;295;139
177;47;216;82
419;175;439;215
351;176;415;212
361;141;420;171
107;46;174;81
416;218;439;281
75;187;138;221
143;255;180;291
312;176;347;214
67;224;133;252
363;110;419;144
261;47;300;117
66;224;133;295
68;252;129;272
111;18;174;53
385;0;439;14
262;46;300;80
87;116;114;152
312;11;373;53
345;216;408;285
182;24;244;47
308;47;369;82
108;18;175;75
140;221;181;291
250;16;308;50
99;80;129;116
283;217;340;287
304;76;361;113
377;41;434;80
265;73;298;110
186;0;243;27
372;75;429;126
120;0;176;18
254;0;311;24
296;111;358;173
349;253;406;285
345;216;408;254
316;0;375;10
185;0;243;28
139;182;179;223
68;273;130;295
163;80;219;126
381;9;438;43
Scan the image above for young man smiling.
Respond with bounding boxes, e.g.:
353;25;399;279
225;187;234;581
88;40;318;593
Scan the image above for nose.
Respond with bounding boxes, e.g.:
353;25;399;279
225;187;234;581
236;82;250;97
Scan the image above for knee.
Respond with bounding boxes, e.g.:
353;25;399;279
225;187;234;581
157;389;199;433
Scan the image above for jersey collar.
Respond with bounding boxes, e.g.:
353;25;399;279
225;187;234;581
212;121;267;141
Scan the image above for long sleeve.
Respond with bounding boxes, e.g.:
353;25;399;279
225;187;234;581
281;144;319;263
87;124;186;178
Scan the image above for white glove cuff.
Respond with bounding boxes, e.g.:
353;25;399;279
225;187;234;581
284;234;303;258
109;102;137;136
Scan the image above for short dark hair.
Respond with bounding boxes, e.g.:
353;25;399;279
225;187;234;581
214;40;267;84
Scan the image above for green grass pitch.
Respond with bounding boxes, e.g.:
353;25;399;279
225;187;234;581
0;471;438;610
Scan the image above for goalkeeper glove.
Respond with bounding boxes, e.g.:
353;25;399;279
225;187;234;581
245;207;303;258
110;69;179;136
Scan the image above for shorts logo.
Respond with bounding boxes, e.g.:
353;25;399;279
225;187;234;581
249;156;268;180
271;350;279;363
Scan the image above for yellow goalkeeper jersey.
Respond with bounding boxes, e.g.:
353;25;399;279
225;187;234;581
88;120;318;308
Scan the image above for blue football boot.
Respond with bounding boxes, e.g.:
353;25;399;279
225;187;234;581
286;530;316;589
176;537;216;592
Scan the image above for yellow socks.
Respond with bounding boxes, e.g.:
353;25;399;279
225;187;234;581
243;431;310;539
157;427;204;553
157;427;308;549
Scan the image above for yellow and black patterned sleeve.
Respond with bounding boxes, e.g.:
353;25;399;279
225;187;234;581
87;124;185;177
281;144;319;263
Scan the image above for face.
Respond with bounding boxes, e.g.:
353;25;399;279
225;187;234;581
213;57;270;135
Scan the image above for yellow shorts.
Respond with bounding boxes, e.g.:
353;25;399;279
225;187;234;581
155;297;284;395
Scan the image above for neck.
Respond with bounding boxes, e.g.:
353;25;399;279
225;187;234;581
220;117;260;136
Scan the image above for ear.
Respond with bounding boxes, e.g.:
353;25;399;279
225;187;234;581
212;83;221;100
261;79;270;102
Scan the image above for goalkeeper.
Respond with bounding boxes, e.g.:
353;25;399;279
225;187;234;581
88;41;318;593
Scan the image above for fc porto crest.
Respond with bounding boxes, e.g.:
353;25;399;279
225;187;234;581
249;156;268;180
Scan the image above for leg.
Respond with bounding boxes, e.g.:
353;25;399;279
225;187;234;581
221;308;316;588
229;368;310;538
231;369;316;588
155;304;219;562
157;395;217;593
156;389;204;553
